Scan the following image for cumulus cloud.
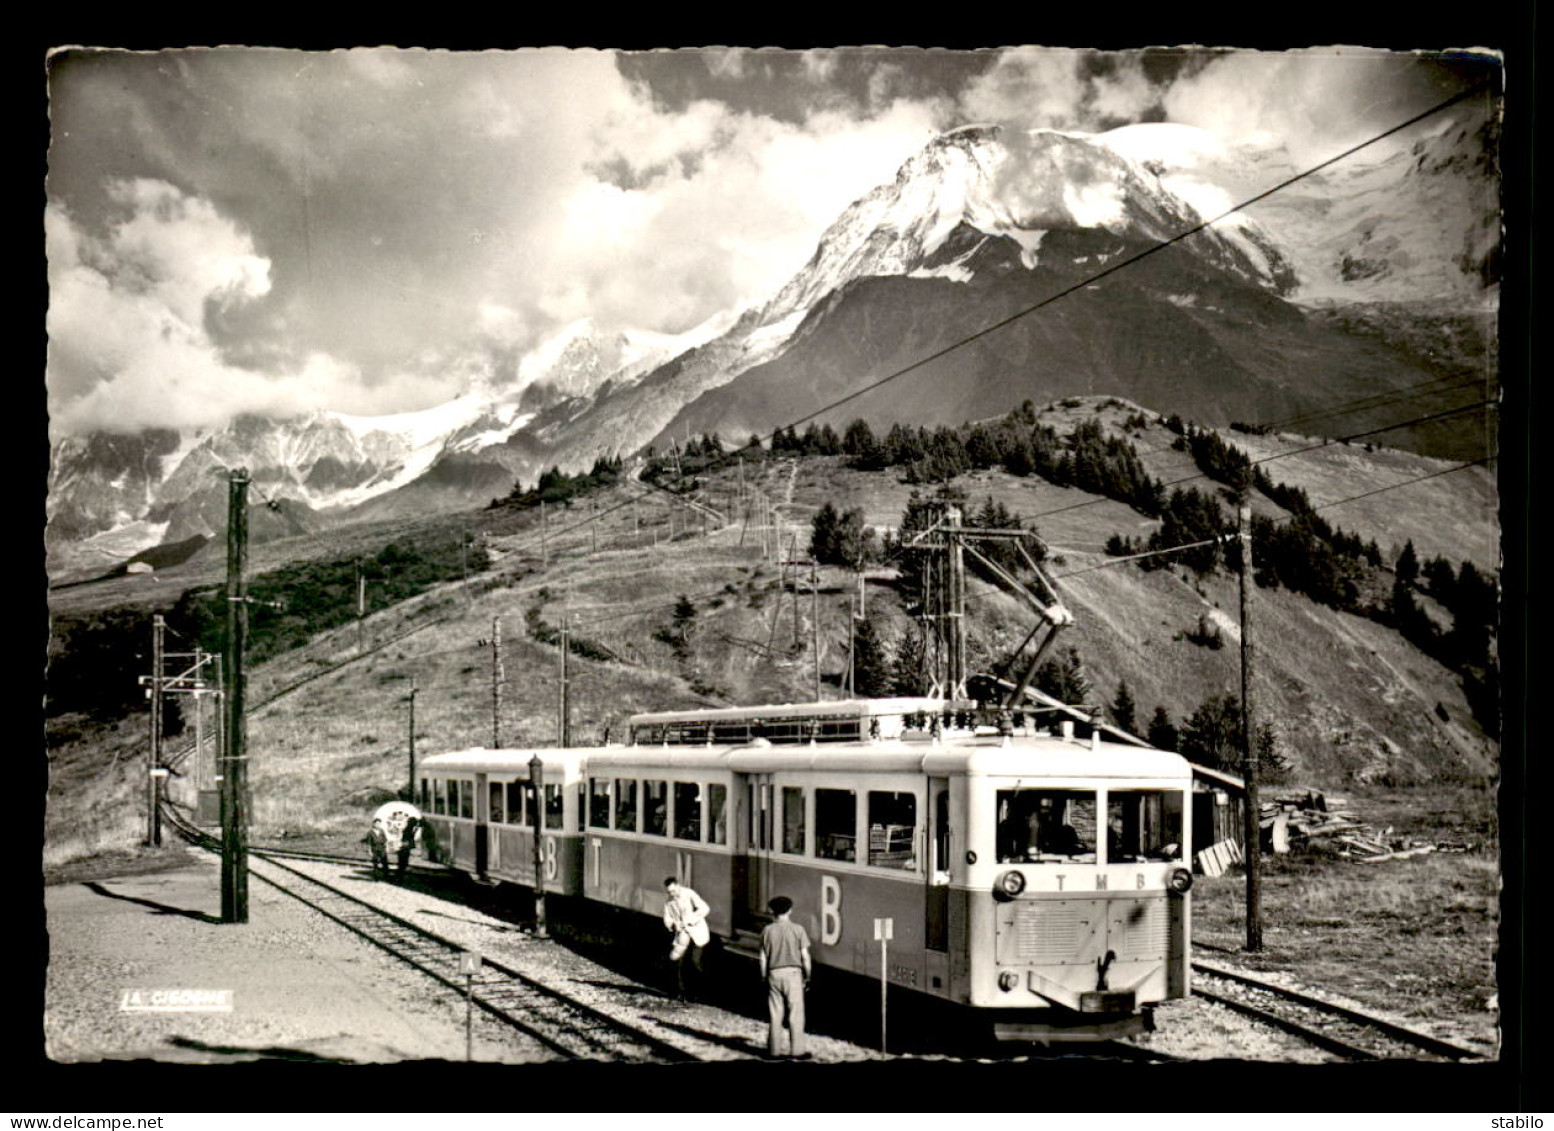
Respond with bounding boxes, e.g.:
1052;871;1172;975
46;47;1489;437
47;49;948;434
959;49;1160;132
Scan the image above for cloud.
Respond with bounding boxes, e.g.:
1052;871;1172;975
958;49;1161;132
45;50;951;435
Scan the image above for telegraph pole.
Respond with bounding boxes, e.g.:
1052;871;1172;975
356;560;366;656
148;615;164;846
812;560;821;702
1238;501;1264;951
491;615;503;749
558;604;570;748
407;677;418;801
222;469;251;924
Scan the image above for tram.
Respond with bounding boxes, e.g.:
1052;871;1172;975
415;698;1194;1041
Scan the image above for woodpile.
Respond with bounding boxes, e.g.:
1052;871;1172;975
1264;790;1477;863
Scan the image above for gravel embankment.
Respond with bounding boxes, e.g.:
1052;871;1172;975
46;855;560;1064
265;855;881;1064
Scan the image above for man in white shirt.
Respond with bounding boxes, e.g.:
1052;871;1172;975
662;876;711;1001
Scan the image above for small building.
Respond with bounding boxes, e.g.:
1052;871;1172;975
1191;764;1247;875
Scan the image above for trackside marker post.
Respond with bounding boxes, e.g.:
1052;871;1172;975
460;950;482;1061
874;917;893;1053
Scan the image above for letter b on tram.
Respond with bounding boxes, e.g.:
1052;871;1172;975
820;875;842;945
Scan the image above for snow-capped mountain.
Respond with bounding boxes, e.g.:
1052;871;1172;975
48;113;1497;573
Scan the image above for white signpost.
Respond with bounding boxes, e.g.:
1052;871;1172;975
874;917;893;1053
460;950;482;1061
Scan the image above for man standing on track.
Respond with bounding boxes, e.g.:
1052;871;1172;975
395;816;420;879
365;818;390;879
760;894;812;1060
662;876;711;1001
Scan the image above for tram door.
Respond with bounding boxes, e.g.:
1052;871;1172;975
474;773;490;879
740;774;776;927
926;777;950;953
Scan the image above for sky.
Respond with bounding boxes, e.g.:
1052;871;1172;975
44;45;1496;437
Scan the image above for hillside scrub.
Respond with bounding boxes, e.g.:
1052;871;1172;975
47;528;487;733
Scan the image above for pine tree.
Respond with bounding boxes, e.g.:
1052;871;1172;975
1147;706;1178;752
852;617;890;698
1112;679;1138;736
889;629;927;696
1179;694;1243;770
1396;540;1420;585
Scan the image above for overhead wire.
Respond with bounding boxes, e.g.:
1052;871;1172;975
185;76;1497;712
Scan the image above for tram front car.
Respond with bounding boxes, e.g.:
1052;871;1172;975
958;739;1193;1041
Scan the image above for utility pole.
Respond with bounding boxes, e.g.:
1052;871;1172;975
147;615;164;846
356;560;366;656
812;560;821;703
529;752;549;940
222;469;251;925
558;602;570;748
407;677;418;802
1238;501;1264;952
491;615;503;749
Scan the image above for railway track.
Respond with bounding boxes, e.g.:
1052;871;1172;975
163;806;708;1063
1192;959;1490;1062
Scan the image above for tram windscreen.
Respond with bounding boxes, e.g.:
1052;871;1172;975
996;789;1097;863
1105;789;1185;863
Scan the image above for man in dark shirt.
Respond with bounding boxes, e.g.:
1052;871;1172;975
759;895;812;1059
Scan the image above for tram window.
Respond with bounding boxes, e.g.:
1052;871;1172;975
674;782;703;841
995;789;1097;863
644;780;668;836
589;778;612;829
781;787;806;855
615;779;638;832
505;782;525;826
418;777;430;811
867;791;917;870
489;782;505;825
433;779;446;816
1105;789;1185;863
708;784;728;846
459;780;474;820
816;788;857;863
544;783;564;830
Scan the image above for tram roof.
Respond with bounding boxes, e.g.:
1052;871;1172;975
628;697;959;725
416;747;593;774
587;735;1192;780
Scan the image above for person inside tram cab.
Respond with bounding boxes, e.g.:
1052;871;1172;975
1039;820;1085;857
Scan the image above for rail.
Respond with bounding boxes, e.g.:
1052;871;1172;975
1192;959;1490;1062
161;803;708;1063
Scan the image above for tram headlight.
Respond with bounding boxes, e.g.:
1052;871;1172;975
998;971;1020;992
1168;867;1193;893
996;870;1027;898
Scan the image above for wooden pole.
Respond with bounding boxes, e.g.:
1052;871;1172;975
222;469;250;924
812;560;821;702
491;615;503;749
407;678;418;802
1238;501;1263;952
148;614;163;846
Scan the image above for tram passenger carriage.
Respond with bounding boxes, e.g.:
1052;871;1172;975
416;698;1193;1042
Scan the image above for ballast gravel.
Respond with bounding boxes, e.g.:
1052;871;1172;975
45;849;1435;1067
45;854;560;1064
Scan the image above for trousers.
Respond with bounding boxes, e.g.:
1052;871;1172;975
766;967;807;1056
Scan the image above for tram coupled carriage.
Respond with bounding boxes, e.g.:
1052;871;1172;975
417;698;1194;1043
415;748;590;896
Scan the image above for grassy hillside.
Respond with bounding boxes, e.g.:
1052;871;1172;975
45;396;1499;865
